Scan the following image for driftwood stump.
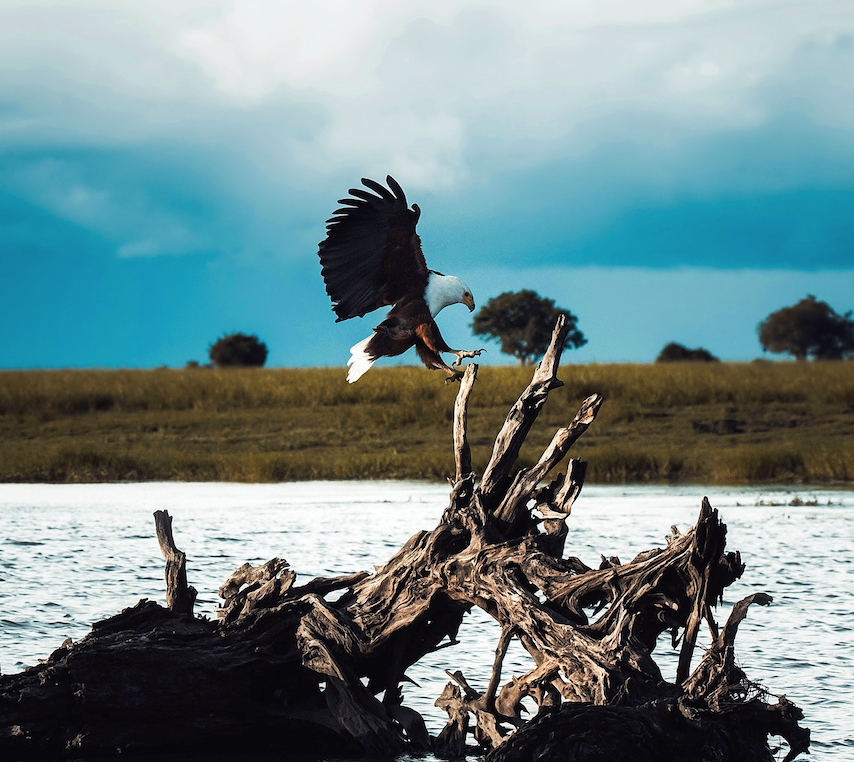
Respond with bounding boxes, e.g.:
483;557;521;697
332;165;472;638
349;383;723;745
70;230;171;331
0;316;809;760
153;509;197;615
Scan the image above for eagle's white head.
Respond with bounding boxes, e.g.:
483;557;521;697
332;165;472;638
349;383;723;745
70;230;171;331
425;271;475;317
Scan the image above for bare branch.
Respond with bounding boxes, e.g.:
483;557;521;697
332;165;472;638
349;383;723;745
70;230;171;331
480;315;570;508
453;362;478;481
153;510;196;615
493;394;603;527
483;626;515;713
552;458;586;515
676;498;728;684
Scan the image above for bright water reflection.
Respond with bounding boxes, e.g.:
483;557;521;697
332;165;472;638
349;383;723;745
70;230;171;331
0;482;852;760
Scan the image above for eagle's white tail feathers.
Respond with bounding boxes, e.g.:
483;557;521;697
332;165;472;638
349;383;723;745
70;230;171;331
347;336;376;383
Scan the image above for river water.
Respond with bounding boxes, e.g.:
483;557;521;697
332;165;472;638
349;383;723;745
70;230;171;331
1;481;852;760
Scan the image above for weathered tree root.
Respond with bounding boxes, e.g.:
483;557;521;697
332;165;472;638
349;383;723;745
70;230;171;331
0;316;809;760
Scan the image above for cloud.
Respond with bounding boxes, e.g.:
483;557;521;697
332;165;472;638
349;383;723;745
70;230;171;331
4;2;853;164
1;0;853;271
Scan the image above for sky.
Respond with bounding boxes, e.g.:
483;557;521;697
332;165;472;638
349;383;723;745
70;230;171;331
2;0;853;369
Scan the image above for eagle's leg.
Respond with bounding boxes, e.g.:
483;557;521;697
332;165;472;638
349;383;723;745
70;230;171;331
444;350;484;383
415;324;482;382
451;349;485;368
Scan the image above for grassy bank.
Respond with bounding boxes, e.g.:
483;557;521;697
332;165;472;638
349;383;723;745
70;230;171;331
1;363;853;484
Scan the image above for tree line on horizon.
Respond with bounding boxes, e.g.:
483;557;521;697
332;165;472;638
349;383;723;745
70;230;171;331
196;292;854;369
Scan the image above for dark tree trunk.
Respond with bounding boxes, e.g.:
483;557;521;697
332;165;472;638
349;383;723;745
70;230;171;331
0;316;809;761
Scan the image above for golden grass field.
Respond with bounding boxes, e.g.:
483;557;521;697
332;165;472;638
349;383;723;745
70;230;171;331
1;362;852;484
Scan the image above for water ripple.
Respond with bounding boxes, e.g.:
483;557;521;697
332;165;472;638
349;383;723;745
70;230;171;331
0;481;851;760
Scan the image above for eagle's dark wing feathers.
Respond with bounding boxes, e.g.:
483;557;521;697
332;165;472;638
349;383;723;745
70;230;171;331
360;177;396;200
318;175;428;322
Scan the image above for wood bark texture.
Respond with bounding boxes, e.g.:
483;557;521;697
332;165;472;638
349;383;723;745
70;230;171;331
0;317;809;761
153;509;197;615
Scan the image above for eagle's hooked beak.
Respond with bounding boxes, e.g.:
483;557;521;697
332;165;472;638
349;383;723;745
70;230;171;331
463;292;475;312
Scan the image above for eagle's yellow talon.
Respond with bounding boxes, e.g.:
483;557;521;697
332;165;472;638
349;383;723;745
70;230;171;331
451;348;485;368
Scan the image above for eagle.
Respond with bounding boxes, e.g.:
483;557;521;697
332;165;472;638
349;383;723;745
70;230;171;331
318;175;483;383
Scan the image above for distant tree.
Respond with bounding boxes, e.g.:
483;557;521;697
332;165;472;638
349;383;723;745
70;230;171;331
656;342;719;363
472;290;586;365
209;333;269;368
758;295;854;360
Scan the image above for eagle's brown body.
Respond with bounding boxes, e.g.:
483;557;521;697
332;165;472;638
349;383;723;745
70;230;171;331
317;176;479;382
363;299;456;369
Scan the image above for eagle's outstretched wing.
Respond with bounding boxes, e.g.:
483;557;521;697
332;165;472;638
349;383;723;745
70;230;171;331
318;175;429;322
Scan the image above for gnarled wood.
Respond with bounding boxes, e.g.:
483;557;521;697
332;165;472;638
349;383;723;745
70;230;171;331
453;362;478;481
479;314;569;510
153;509;196;615
493;392;602;530
0;316;809;762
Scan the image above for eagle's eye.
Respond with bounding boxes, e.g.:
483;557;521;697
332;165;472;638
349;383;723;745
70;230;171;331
464;292;471;298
